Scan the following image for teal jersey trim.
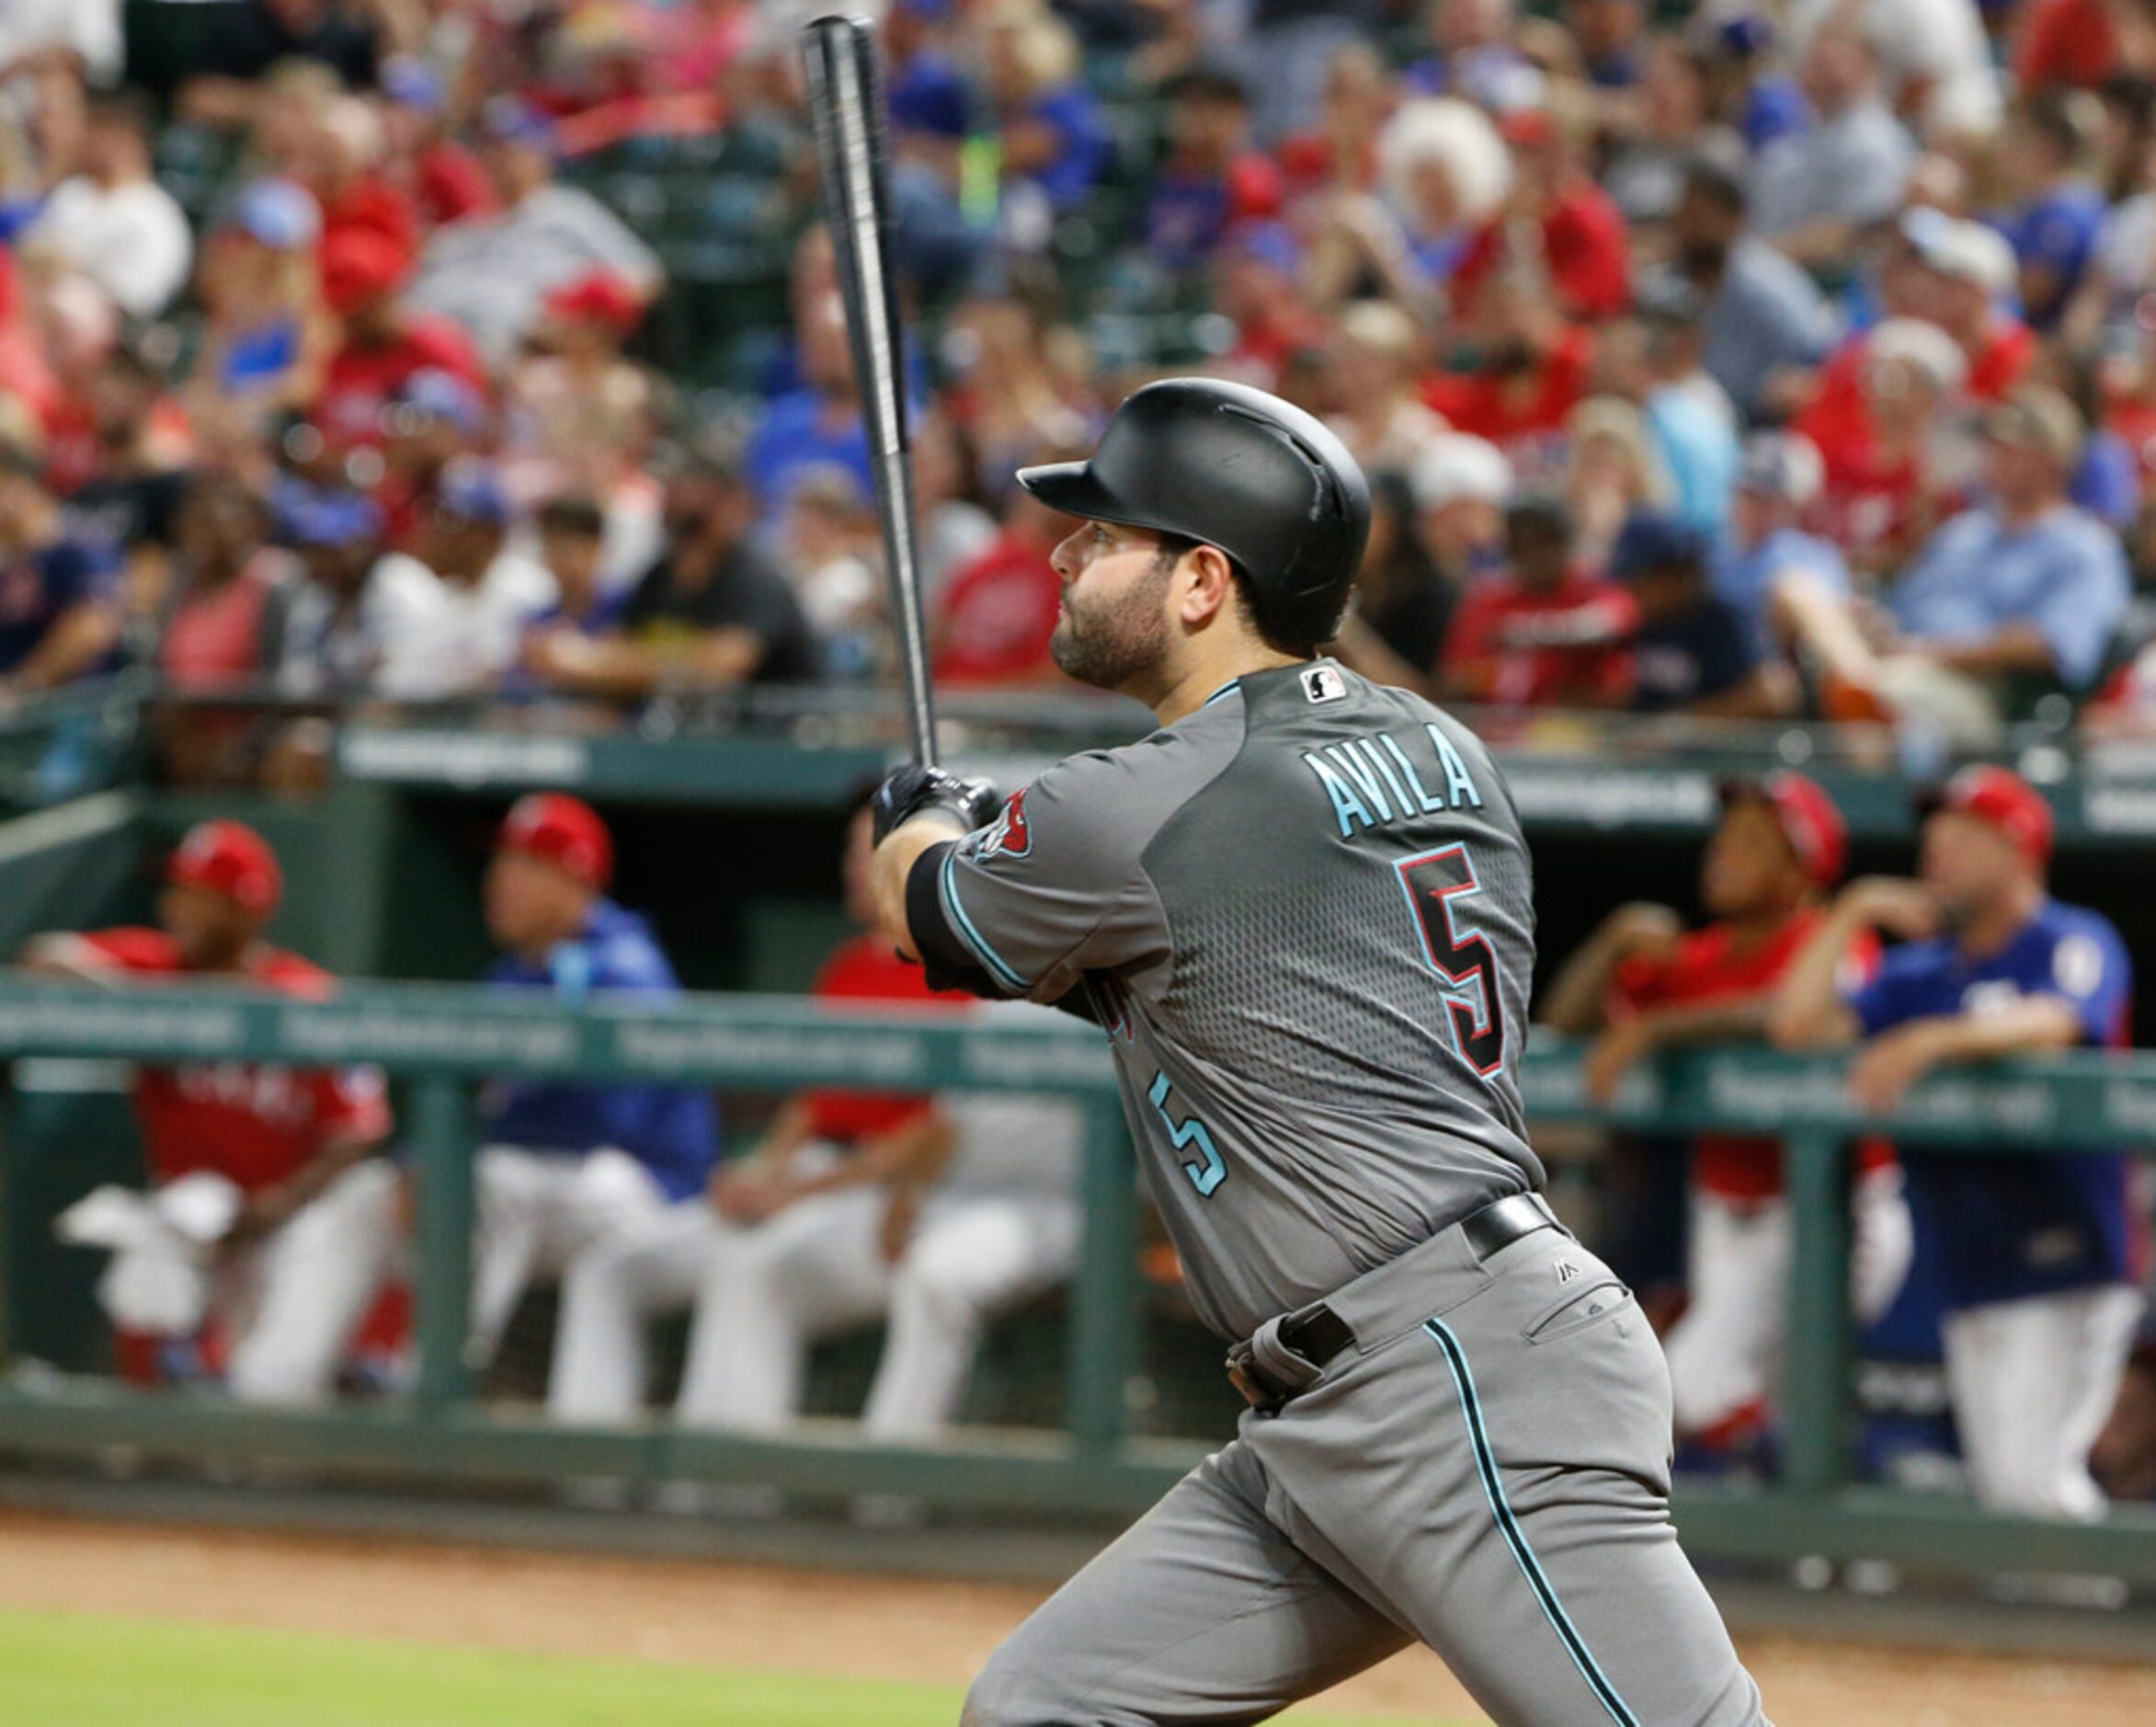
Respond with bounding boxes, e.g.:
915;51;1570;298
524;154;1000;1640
940;846;1030;993
1202;680;1242;707
1422;1318;1638;1726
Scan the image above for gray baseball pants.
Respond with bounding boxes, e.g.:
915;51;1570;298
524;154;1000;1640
964;1219;1769;1725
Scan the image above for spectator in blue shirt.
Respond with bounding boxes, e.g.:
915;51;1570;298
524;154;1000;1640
1997;96;2109;334
1713;431;1853;660
983;0;1107;223
1617;279;1740;537
469;794;720;1376
745;292;873;515
1773;765;2142;1520
1886;388;2129;693
0;451;122;701
1788;387;2131;731
1144;66;1283;274
1669;159;1839;426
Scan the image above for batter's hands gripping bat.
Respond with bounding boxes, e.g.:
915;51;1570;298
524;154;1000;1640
802;14;939;769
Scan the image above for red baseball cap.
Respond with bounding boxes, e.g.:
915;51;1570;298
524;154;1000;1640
1917;763;2053;869
497;792;612;890
1720;771;1847;888
542;269;644;335
167;819;283;916
320;229;409;317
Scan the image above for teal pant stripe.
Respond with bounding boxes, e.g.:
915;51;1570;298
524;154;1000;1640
1423;1318;1638;1726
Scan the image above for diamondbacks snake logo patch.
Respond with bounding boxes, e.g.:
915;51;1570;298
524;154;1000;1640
974;787;1032;860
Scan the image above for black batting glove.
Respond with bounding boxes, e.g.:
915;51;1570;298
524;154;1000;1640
871;765;1002;847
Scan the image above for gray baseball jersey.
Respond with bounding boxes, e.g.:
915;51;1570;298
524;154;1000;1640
916;659;1767;1726
917;658;1541;1340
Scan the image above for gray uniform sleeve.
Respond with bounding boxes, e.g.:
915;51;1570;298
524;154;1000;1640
910;750;1174;1005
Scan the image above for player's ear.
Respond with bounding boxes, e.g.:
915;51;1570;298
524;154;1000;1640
1174;543;1238;629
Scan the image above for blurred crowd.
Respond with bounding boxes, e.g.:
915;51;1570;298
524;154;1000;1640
14;0;2156;772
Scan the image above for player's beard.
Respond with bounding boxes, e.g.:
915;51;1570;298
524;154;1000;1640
1049;554;1174;691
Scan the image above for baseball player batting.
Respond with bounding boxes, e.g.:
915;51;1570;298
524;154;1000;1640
868;380;1766;1724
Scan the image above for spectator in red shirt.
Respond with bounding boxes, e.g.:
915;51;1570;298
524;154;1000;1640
1423;278;1595;454
1439;494;1635;706
311;230;486;471
155;473;287;782
1539;774;1909;1453
1144;65;1283;272
1451;108;1631;323
1908;212;2036;402
1802;316;1970;578
298;96;421;284
2015;0;2127;95
24;821;396;1405
378;56;498;232
1276;39;1388;210
932;450;1075;686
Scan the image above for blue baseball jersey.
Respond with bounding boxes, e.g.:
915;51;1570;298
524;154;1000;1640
482;898;720;1200
1846;900;2139;1308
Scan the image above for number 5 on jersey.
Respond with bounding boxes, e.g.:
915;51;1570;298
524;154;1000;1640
1149;1070;1226;1196
1396;842;1506;1081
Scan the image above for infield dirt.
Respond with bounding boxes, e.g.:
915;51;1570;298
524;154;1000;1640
0;1508;2150;1723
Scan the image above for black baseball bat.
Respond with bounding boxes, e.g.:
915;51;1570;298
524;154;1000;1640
801;14;939;769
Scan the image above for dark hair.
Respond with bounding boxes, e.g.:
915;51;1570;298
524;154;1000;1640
1152;531;1318;658
1505;494;1572;543
1161;66;1249;109
1681;154;1746;216
537;496;607;539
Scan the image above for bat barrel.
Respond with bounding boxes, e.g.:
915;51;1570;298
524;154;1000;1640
803;15;939;768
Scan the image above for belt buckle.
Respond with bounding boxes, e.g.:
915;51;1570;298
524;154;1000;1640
1225;1342;1284;1415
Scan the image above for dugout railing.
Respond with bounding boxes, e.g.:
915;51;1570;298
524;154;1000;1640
0;978;2150;1584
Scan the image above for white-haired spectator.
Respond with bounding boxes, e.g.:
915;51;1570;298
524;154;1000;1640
1713;432;1854;661
1380;97;1511;246
1749;20;1914;269
0;0;122;86
1324;299;1450;474
24;91;193;318
1310;98;1509;312
1411;431;1514;581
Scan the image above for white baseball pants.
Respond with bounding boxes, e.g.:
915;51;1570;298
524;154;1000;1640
677;1187;1080;1441
1663;1168;1914;1437
470;1144;670;1371
222;1159;402;1408
1942;1282;2144;1521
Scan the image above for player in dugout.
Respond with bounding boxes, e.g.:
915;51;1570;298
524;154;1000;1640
469;792;720;1381
1774;764;2142;1520
1540;772;1912;1460
22;819;397;1406
545;791;964;1433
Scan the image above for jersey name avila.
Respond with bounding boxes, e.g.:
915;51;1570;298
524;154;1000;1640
1300;726;1485;839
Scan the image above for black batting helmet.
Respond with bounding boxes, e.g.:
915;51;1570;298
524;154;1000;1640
1015;378;1371;647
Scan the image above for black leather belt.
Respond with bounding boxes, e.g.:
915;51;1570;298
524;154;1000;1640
1227;1192;1561;1411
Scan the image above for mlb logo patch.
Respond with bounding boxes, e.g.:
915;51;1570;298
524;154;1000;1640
1301;666;1347;704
